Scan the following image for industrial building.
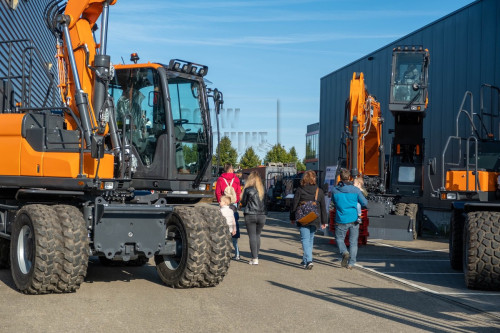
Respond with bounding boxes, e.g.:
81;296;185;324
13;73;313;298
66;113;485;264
319;0;499;217
0;0;59;110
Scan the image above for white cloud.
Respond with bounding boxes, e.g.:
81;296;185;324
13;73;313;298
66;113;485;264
109;27;400;47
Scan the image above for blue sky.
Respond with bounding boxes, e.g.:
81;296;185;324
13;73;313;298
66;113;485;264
106;0;474;160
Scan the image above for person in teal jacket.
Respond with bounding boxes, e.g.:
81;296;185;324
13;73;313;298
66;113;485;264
331;168;368;269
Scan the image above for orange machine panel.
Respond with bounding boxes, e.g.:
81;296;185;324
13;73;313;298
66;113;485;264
43;152;114;178
20;138;114;178
20;139;43;176
0;114;24;175
445;170;500;192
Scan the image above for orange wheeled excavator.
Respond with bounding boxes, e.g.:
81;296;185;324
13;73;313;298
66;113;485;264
338;47;430;240
0;0;231;294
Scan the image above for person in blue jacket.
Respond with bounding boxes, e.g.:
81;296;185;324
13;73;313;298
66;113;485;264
331;168;368;269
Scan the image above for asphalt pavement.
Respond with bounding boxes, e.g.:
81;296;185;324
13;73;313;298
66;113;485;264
0;210;498;333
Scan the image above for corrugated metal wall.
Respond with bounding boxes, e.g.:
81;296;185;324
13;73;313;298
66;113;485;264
0;0;59;109
319;0;500;208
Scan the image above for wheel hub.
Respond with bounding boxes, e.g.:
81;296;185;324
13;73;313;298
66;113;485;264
17;225;33;274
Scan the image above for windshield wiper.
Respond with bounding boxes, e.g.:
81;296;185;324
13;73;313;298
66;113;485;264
404;90;421;109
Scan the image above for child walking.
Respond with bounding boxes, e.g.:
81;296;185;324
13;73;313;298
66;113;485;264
220;195;240;259
353;176;368;223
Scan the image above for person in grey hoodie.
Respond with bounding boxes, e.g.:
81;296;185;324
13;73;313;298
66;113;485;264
331;168;368;269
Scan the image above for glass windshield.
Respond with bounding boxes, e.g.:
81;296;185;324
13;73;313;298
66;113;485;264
168;77;208;174
110;67;165;166
391;53;425;104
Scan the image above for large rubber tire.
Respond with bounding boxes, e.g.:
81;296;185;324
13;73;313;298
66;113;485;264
10;205;60;294
155;206;210;288
0;237;9;269
395;203;418;239
405;204;418;240
52;205;89;292
394;203;407;216
463;211;500;290
196;205;232;287
449;208;464;271
416;204;424;237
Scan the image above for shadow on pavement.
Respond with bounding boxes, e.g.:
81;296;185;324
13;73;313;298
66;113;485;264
84;257;162;285
268;280;500;332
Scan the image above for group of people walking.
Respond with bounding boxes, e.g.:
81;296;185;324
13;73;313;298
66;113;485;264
216;164;368;270
216;164;266;265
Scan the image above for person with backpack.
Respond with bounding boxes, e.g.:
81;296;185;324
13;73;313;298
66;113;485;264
240;171;267;265
290;170;328;270
216;163;241;259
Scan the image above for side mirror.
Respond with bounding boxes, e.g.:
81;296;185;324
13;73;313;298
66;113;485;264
428;158;436;175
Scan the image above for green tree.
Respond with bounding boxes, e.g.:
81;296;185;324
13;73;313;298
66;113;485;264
183;144;198;166
213;136;238;167
296;160;306;171
239;147;262;169
264;144;292;164
289;146;299;163
288;146;306;171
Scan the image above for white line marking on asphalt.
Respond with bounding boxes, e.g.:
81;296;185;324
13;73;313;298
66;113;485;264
361;258;449;261
368;240;448;253
358;265;441;293
358;265;500;295
437;292;500;296
378;272;463;275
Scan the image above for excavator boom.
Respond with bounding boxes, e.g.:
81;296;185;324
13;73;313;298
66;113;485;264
344;72;384;186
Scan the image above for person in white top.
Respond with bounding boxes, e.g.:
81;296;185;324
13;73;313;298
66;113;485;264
220;195;238;258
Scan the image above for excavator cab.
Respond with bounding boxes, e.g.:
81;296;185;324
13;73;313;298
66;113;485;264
111;60;215;196
388;47;430;197
390;47;430;112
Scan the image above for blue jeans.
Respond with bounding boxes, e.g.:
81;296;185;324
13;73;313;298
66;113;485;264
232;238;239;257
335;222;359;266
299;224;317;264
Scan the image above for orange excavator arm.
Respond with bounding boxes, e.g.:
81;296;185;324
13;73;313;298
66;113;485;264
345;72;384;179
64;0;117;29
50;0;120;152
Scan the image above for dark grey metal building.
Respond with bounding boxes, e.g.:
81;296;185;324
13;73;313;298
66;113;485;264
1;0;59;110
319;0;499;209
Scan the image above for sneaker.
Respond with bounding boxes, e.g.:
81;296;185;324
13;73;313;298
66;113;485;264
249;258;259;265
305;262;314;270
341;252;350;268
234;255;240;260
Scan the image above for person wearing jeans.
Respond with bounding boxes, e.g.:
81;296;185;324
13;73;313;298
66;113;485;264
290;170;328;270
240;171;267;265
331;169;368;269
334;222;360;267
299;224;317;266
